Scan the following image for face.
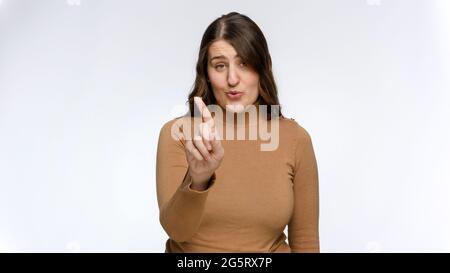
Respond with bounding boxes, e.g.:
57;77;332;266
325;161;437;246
207;40;260;113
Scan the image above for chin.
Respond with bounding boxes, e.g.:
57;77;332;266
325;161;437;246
225;102;246;113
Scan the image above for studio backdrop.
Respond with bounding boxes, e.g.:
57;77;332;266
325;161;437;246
0;0;449;252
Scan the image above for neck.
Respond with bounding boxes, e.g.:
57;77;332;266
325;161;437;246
213;104;263;129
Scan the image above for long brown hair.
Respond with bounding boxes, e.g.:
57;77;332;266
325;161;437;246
187;12;283;119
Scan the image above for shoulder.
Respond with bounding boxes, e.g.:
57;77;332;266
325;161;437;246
279;116;313;144
159;117;181;134
279;117;316;165
159;115;192;135
158;118;177;140
158;115;202;145
158;115;189;145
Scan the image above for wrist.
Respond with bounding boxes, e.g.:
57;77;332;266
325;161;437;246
189;170;215;190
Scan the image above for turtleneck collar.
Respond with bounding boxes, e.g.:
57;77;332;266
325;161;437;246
213;104;264;129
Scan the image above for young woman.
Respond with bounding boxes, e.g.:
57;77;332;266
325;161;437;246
156;12;319;253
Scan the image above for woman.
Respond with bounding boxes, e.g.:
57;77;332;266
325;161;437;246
156;12;319;253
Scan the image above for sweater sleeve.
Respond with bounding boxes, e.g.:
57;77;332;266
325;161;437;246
156;119;216;243
288;125;320;252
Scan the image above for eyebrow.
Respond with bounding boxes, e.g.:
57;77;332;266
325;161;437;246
209;54;241;63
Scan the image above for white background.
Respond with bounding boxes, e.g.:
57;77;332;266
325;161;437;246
0;0;449;252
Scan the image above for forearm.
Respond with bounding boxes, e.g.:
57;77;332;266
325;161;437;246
159;170;215;242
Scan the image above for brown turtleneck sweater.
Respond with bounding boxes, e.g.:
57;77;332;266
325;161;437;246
156;113;319;253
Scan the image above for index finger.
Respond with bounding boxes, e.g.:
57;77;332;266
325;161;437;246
194;96;215;129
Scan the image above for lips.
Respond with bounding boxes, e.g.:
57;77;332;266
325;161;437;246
226;90;243;100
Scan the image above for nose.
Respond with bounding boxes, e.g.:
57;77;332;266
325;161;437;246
227;65;240;87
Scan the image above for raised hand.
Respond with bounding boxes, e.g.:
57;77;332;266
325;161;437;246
183;97;224;189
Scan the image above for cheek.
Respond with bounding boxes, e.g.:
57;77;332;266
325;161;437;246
209;73;226;88
243;73;260;94
208;73;226;101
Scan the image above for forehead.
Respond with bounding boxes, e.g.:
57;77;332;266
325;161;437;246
208;40;239;59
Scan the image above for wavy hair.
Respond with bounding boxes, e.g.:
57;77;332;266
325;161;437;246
186;12;283;120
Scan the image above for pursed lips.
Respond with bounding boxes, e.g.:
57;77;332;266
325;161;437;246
226;90;243;94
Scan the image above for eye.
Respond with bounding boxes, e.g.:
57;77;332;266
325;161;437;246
215;64;225;70
240;62;247;67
